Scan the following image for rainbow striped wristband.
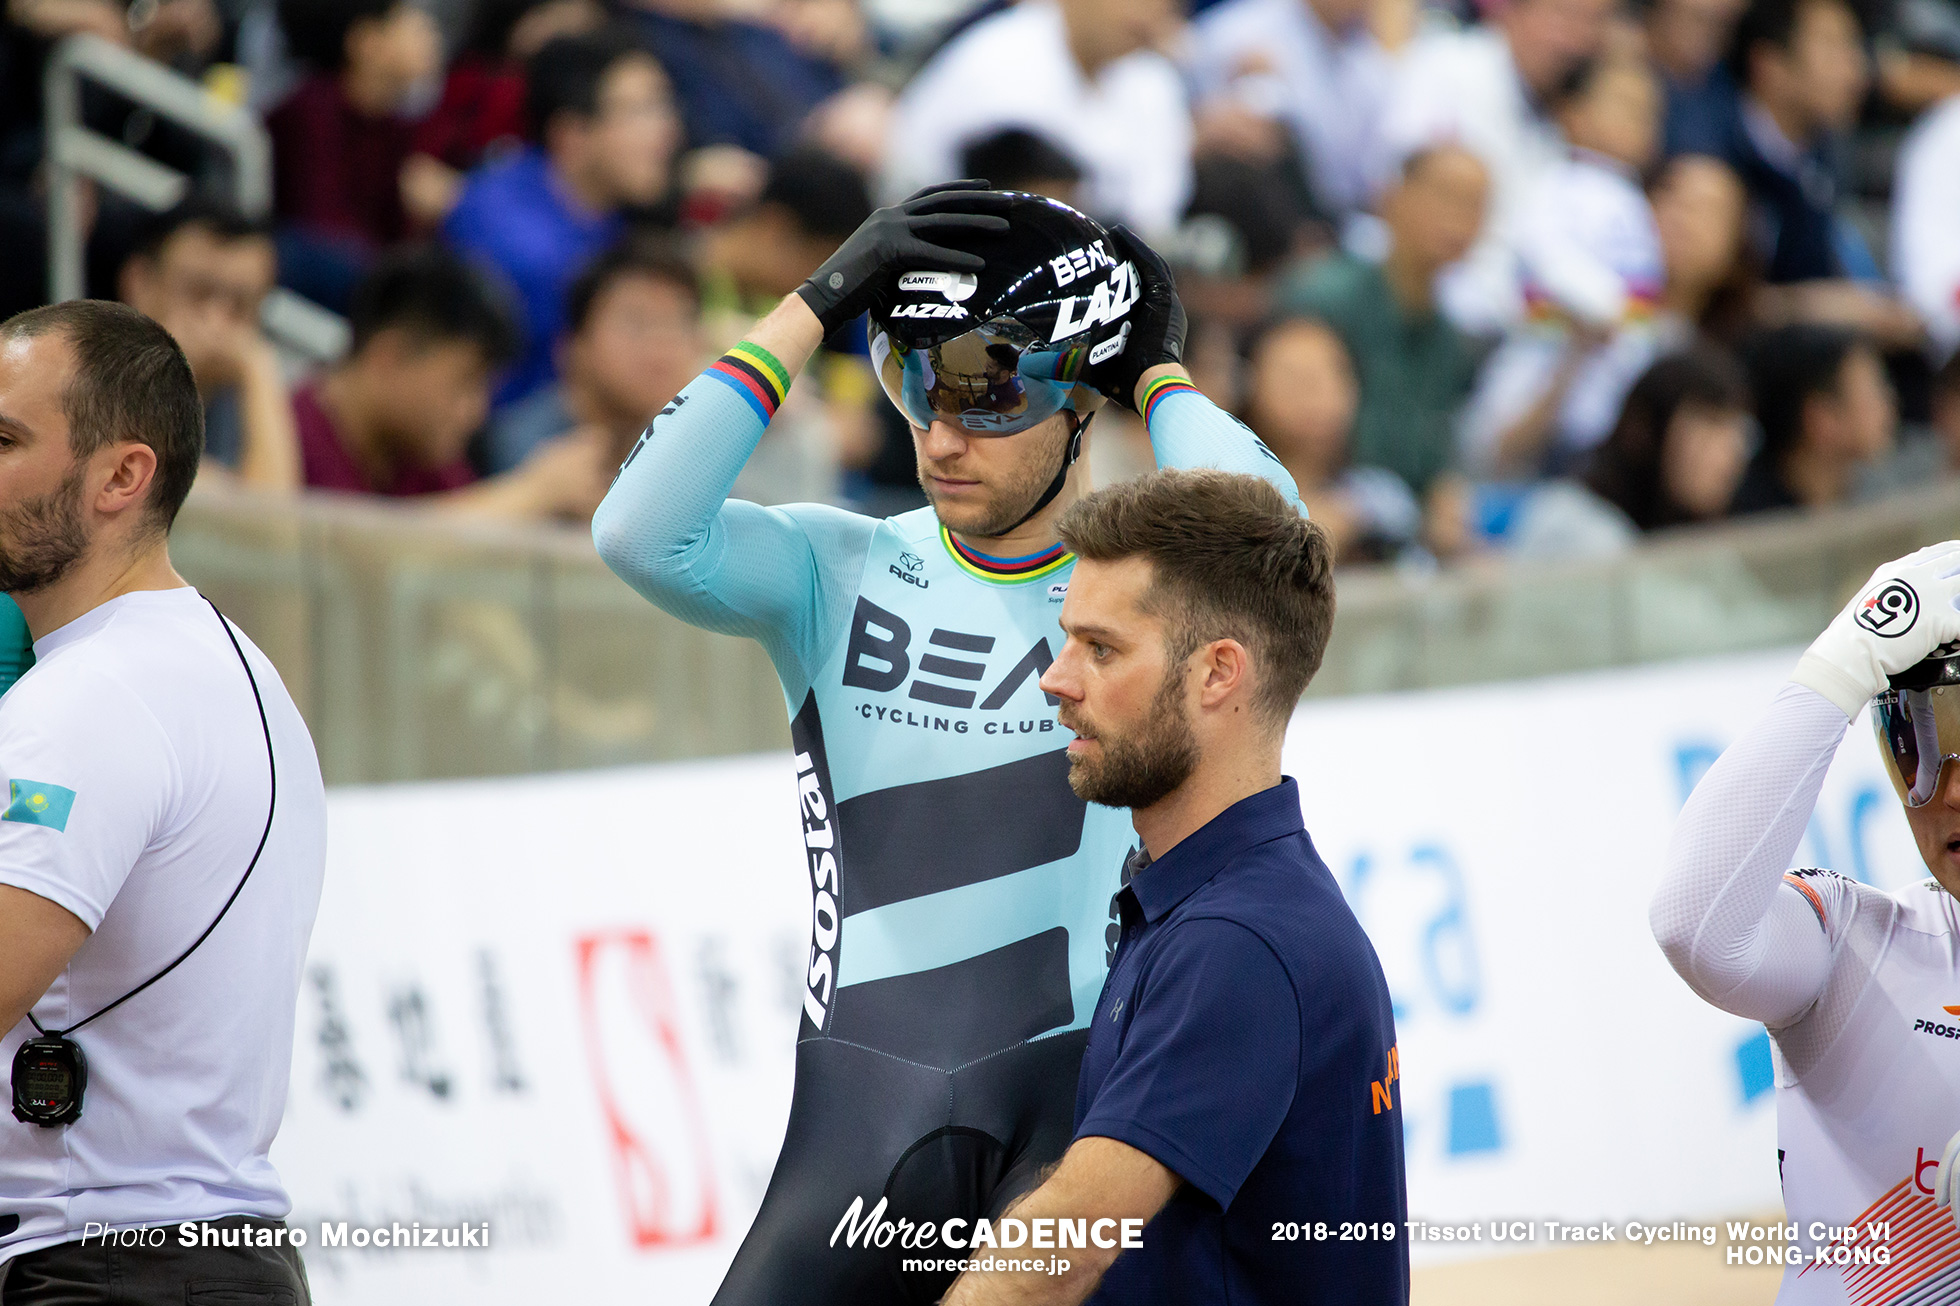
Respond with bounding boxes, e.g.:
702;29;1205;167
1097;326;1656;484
1140;375;1201;425
707;341;791;421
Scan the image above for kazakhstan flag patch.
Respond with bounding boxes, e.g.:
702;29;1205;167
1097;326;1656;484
3;779;74;831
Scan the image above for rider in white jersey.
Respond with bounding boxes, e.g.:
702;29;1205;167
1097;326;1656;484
1654;542;1960;1305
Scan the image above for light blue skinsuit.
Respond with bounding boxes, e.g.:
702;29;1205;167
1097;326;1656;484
593;356;1299;1305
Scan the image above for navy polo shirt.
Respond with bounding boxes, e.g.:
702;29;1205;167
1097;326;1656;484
1076;779;1408;1305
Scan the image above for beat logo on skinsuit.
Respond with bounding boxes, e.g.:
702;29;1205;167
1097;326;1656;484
1858;581;1918;637
842;597;1054;711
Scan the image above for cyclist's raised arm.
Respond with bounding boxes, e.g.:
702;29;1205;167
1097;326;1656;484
1651;681;1844;1027
1652;543;1960;1026
593;185;1014;689
1086;224;1302;509
591;297;859;687
1136;364;1301;508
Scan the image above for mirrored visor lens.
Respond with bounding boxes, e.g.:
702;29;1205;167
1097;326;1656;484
870;321;1085;435
1872;686;1960;806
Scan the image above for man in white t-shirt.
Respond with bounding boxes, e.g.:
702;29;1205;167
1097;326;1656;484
0;300;326;1303
882;0;1193;237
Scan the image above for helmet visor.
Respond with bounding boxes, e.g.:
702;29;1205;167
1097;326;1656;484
869;318;1088;436
1872;685;1960;807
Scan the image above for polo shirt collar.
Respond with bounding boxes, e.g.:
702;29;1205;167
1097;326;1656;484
1125;778;1305;924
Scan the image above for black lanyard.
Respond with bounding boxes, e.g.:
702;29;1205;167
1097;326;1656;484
32;595;278;1036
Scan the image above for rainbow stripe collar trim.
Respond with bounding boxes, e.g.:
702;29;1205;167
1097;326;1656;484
707;342;791;422
940;526;1074;584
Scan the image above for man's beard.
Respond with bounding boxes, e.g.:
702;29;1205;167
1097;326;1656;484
0;466;89;594
916;420;1070;539
1061;668;1199;810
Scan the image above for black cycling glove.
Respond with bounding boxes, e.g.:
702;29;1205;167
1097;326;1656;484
1087;223;1188;413
796;180;1014;336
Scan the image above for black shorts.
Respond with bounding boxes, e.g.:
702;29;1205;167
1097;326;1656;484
713;1030;1088;1306
1;1217;309;1306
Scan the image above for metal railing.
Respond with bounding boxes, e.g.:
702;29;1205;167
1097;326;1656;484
42;34;346;366
167;479;1960;785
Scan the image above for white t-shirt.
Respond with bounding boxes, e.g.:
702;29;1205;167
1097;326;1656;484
882;0;1193;237
0;587;326;1263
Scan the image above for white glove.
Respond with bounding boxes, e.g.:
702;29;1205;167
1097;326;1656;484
1792;541;1960;717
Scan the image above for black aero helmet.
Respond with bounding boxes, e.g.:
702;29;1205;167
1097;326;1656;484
867;192;1139;439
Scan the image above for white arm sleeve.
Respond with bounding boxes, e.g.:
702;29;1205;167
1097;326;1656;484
1650;681;1847;1028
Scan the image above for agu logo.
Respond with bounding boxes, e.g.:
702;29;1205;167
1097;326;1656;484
889;552;929;590
1857;581;1919;637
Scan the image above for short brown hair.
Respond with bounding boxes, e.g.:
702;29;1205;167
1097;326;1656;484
0;300;203;533
1058;469;1334;726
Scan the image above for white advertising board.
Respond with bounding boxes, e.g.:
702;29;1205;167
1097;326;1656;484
273;647;1924;1299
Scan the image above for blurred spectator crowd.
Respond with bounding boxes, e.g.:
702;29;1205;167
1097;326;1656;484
2;0;1959;563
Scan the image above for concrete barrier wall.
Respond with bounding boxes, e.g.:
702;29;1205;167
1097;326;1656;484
169;482;1960;784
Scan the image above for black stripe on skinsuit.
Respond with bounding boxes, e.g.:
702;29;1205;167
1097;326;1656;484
790;692;843;1042
838;750;1088;917
829;928;1074;1069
